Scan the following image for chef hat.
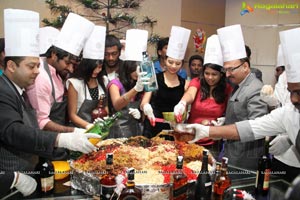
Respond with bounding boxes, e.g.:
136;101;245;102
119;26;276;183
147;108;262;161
39;27;59;55
83;26;106;60
54;13;94;56
279;27;300;83
124;29;148;61
276;44;285;67
167;26;191;60
217;24;247;62
203;34;223;66
4;9;39;57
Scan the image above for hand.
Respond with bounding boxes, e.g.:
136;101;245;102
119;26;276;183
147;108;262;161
57;132;101;154
174;100;186;123
211;117;226;126
14;172;37;196
134;66;149;92
185;124;210;144
260;85;279;107
85;124;94;130
143;103;155;126
128;108;141;120
269;135;292;155
74;127;86;134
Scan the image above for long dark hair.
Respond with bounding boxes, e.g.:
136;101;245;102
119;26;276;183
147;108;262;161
200;63;227;104
118;60;142;100
70;58;106;95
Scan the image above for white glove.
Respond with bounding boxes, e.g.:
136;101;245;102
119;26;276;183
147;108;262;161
143;103;155;126
57;132;101;154
134;66;149;92
129;108;141;120
185;124;210;144
174;100;186;123
85;123;94;130
74;127;86;134
260;85;279;107
14;172;37;196
269;135;292;155
211;117;226;126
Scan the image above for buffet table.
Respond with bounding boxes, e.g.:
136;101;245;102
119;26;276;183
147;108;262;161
4;165;291;200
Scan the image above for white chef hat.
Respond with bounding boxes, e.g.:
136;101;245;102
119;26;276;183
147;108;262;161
39;26;60;55
279;27;300;83
276;44;285;67
83;26;106;60
217;24;247;62
54;13;94;56
124;29;148;61
203;34;223;66
167;26;191;60
4;9;39;57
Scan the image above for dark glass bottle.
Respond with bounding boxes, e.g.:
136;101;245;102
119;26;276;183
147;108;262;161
91;94;108;121
213;157;231;199
100;153;117;200
35;157;54;194
119;168;142;200
140;51;158;92
194;149;212;200
172;155;188;200
212;162;221;194
255;136;272;196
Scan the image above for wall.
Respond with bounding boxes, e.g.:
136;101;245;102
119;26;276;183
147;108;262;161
225;0;300;85
181;0;226;76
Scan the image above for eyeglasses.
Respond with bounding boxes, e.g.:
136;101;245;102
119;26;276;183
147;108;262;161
223;62;245;73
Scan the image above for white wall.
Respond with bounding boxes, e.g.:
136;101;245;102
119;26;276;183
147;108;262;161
225;0;300;85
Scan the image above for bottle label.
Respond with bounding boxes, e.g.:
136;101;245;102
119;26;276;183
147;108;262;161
263;168;271;190
205;181;212;187
101;184;117;200
41;176;54;192
173;183;188;198
122;195;140;200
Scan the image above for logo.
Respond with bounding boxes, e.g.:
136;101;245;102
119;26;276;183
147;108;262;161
240;2;254;16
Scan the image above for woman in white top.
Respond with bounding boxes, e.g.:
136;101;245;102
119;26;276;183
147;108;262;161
66;59;107;129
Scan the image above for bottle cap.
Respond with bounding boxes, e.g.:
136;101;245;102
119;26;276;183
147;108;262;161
222;157;229;164
106;153;113;164
127;167;135;180
177;156;184;169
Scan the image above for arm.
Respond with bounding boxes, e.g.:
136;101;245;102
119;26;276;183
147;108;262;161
109;83;139;111
180;85;198;105
67;82;90;128
140;91;152;110
209;124;240;140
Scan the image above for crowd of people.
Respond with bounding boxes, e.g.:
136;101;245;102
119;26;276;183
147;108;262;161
0;8;299;199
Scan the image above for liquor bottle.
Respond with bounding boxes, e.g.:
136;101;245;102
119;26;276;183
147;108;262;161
35;157;54;194
100;153;117;200
213;157;231;199
172;155;188;200
255;136;272;196
91;94;108;121
194;149;212;200
119;168;142;200
86;111;121;139
140;51;158;92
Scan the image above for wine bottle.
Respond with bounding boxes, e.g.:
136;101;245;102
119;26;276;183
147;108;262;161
35;157;54;194
172;155;188;200
255;136;272;196
194;149;212;200
213;157;231;199
91;94;108;121
100;153;117;200
86;111;121;139
119;168;142;200
140;51;158;92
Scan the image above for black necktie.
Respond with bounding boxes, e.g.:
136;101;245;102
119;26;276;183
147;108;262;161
22;92;30;107
296;129;300;154
231;85;239;96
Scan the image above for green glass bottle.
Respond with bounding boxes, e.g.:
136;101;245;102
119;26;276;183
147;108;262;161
85;111;121;139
